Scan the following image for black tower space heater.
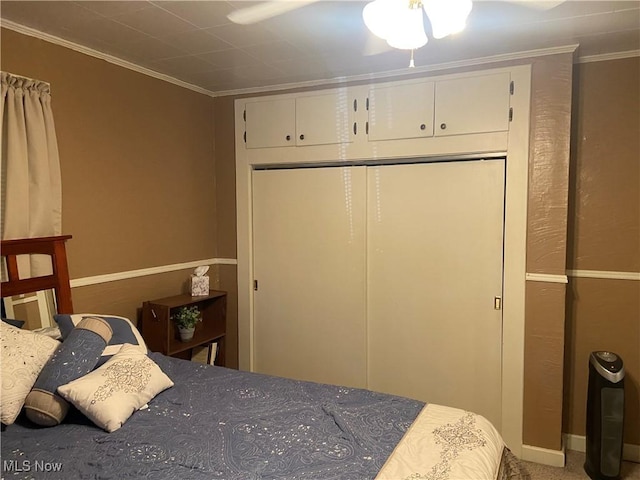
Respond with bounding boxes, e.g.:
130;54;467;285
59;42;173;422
584;351;625;480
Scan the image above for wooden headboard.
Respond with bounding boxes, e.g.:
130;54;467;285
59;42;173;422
1;235;74;314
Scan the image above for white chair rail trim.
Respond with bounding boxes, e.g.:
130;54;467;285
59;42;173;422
526;270;640;284
567;269;640;281
525;273;568;284
70;258;238;288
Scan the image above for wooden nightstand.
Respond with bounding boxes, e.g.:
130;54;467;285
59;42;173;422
140;290;226;366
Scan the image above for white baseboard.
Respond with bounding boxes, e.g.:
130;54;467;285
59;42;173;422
521;444;566;467
565;433;587;454
564;434;640;463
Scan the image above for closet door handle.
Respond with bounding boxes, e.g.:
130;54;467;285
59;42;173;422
286;135;291;141
440;123;447;130
299;134;305;141
420;124;426;130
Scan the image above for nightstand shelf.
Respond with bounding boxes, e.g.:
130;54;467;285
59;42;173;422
140;290;226;366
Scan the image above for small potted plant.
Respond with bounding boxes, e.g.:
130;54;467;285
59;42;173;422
173;305;201;342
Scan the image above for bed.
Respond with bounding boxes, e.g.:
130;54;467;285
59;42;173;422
1;236;529;480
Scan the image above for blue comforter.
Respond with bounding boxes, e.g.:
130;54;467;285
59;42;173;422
2;354;423;479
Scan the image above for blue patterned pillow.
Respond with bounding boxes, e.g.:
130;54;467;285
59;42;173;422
54;314;147;366
24;317;112;426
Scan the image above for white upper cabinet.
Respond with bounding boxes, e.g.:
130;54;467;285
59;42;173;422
434;72;511;136
367;82;435;141
245;98;295;149
242;69;514;152
296;92;356;146
245;93;356;149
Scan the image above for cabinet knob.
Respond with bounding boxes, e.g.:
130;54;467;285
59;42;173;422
420;124;426;130
286;135;291;141
299;134;305;140
440;123;447;130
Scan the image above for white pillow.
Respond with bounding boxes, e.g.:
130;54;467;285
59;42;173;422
1;322;60;425
57;344;173;432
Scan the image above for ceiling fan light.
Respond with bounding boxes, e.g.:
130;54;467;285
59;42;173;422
385;4;428;50
423;0;472;39
363;0;396;41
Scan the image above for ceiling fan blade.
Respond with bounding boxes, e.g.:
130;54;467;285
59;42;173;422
503;0;566;10
363;32;393;56
227;1;319;25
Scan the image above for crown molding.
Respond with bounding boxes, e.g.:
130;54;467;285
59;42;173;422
1;20;580;98
0;19;215;98
578;50;640;64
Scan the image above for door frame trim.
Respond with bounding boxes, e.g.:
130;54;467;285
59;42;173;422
235;65;532;456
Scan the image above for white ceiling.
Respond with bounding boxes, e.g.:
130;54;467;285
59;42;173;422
1;1;639;95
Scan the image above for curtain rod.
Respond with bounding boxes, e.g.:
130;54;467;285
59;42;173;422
1;71;51;88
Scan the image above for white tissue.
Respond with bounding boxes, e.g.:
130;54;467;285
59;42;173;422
194;266;209;277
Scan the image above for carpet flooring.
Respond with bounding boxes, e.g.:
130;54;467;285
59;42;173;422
521;450;640;480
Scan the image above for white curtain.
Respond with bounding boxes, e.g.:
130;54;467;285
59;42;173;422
1;71;62;277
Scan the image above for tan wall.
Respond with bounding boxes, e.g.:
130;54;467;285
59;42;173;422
212;96;239;367
1;29;225;352
213;96;237;259
1;28;217;277
216;263;238;368
522;54;573;450
564;57;640;446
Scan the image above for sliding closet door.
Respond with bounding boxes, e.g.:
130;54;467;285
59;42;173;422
252;167;367;388
367;159;505;428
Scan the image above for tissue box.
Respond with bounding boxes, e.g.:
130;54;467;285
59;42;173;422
191;275;209;296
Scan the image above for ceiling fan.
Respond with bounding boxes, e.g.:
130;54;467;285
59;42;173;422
227;0;566;66
227;0;566;26
227;0;319;25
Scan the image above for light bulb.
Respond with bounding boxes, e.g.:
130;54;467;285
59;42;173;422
386;3;428;50
363;0;397;41
423;0;472;39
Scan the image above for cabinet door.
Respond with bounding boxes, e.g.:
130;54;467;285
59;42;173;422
295;92;356;146
245;98;295;148
252;166;367;388
367;159;505;429
435;72;511;136
368;81;434;141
